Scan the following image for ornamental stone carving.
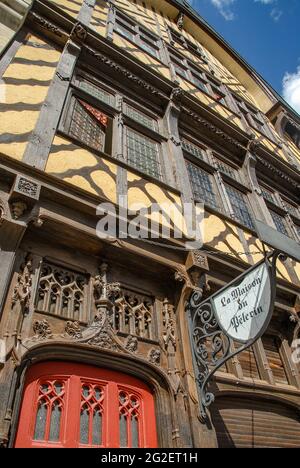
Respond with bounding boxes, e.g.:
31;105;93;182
148;348;161;365
11;201;28;220
11;255;33;314
63;321;83;340
125;335;138;353
32;319;53;341
13;176;40;200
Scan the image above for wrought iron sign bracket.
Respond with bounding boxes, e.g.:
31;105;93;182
186;250;281;422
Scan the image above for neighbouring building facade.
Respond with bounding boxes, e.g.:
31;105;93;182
0;0;300;449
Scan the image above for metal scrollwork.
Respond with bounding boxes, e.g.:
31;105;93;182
190;300;230;417
187;253;279;422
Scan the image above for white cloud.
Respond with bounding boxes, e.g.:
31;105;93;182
210;0;236;21
282;66;300;114
209;0;282;22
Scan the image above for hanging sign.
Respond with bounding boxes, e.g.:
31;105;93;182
187;252;279;421
212;261;272;343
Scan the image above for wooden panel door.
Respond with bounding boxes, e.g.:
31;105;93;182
211;396;300;448
15;362;158;448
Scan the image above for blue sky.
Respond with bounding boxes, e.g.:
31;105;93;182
189;0;300;114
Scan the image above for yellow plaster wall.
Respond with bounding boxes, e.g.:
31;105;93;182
0;34;60;161
46;136;117;203
127;171;187;234
90;0;109;37
49;0;82;19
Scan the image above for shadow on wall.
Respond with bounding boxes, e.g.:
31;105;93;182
0;0;33;53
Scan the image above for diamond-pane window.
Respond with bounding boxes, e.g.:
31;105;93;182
182;138;205;161
270;210;289;236
125;128;161;179
69;99;107;152
79;80;115;107
124;104;158;131
261;187;276;204
187;161;218;209
225;184;254;229
216;159;237;180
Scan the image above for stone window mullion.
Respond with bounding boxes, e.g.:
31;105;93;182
209;152;233;216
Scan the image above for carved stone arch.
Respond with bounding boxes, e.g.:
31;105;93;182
8;342;179;448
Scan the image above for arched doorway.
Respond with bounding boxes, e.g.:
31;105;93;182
211;395;300;448
15;361;158;448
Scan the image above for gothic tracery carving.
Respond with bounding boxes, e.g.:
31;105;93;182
36;262;87;321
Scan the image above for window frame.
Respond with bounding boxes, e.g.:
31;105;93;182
260;182;299;241
114;9;161;61
168;47;230;108
60;72;172;186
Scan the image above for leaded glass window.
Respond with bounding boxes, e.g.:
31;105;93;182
114;11;160;60
80;383;104;447
69;99;107;152
115;12;136;41
187;161;218;209
119;390;140;448
170;52;188;79
124;104;158;132
79;79;115;107
33;380;65;443
215;159;237;180
284;200;299;219
140;30;159;59
225;184;254;229
261;186;276;204
270;209;289;236
125;127;161;179
182;138;205;161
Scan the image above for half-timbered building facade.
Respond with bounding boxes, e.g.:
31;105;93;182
0;0;299;448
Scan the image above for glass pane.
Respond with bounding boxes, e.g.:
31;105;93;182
34;399;47;441
120;413;128;448
79;80;115;107
69;99;106;152
54;382;63;395
270;210;289;236
125;128;160;179
182;138;205;161
92;408;102;446
187;161;218;209
124;104;157;131
82;386;90;398
131;415;139;448
80;406;90;445
94;387;102;401
49;401;62;442
225;184;254;230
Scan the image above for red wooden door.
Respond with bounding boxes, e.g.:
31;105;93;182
15;362;158;448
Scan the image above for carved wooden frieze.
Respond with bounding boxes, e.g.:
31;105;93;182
12;176;41;201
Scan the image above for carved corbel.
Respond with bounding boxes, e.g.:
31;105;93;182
8;176;41;221
176;12;184;30
185;251;209;288
71;22;88;44
243;151;261;195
